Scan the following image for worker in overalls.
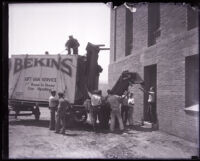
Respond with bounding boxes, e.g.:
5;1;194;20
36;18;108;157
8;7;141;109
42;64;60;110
49;90;59;130
99;91;111;130
55;92;70;134
65;35;80;55
107;90;124;133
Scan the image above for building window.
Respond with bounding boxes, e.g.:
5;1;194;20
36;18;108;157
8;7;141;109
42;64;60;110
148;3;160;47
185;55;199;107
125;8;133;56
187;6;198;30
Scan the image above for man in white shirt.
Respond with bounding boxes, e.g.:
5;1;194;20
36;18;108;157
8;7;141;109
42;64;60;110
88;90;102;131
148;87;157;128
127;93;135;126
49;90;59;130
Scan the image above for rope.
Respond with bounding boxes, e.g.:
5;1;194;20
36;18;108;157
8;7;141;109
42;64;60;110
58;49;66;54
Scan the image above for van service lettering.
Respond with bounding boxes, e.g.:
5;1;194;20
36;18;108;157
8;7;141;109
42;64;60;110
13;57;72;77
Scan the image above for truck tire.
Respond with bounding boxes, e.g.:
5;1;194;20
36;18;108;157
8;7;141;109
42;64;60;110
14;109;20;119
34;113;40;121
33;105;40;121
74;110;87;123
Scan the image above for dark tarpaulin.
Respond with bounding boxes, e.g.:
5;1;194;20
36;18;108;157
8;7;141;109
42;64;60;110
85;42;100;91
74;43;103;104
111;70;144;96
74;56;88;104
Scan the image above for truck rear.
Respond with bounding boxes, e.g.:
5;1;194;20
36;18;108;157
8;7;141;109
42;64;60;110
9;42;103;121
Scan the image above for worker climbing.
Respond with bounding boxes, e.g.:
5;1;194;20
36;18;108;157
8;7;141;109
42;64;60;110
65;35;80;55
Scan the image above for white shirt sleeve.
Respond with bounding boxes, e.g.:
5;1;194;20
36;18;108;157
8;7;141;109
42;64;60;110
128;98;135;105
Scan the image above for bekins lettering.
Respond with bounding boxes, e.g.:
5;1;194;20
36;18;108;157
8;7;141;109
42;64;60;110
13;58;72;77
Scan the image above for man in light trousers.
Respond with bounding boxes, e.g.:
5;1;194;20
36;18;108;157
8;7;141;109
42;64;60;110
88;90;102;131
49;90;58;130
127;93;135;126
107;90;124;133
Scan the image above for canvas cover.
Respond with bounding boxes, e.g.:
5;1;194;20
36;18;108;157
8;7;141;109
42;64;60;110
111;71;144;96
9;54;78;103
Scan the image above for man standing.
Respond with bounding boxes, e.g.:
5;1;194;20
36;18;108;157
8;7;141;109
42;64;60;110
107;90;124;133
49;90;58;130
55;92;70;134
88;90;102;131
127;93;135;126
139;86;158;130
121;90;129;126
147;87;157;129
99;94;111;130
65;35;80;55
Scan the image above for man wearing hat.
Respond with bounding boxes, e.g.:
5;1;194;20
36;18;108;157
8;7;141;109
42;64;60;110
55;92;71;134
65;35;80;55
49;90;59;130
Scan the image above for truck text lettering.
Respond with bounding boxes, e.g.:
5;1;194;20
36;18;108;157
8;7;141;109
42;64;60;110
13;58;72;77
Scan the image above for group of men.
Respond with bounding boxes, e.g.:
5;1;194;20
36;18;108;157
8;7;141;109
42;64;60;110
48;85;157;135
48;90;71;134
86;85;157;133
85;89;136;133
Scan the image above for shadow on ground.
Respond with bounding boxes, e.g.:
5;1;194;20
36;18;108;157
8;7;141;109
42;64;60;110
9;119;49;128
9;119;153;133
126;124;153;132
9;118;96;132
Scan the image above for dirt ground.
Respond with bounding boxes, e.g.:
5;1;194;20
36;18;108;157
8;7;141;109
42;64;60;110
9;107;198;159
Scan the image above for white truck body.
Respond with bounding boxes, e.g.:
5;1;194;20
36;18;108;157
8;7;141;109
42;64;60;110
9;54;78;104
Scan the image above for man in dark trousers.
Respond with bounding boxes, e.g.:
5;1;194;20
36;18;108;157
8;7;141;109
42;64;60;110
121;90;129;126
55;92;70;134
98;90;111;130
49;90;59;130
65;35;80;55
139;86;158;130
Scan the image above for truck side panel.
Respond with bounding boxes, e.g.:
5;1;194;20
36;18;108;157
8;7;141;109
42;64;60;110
9;55;78;103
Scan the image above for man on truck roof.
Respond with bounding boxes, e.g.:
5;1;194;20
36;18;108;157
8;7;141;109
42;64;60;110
65;35;80;55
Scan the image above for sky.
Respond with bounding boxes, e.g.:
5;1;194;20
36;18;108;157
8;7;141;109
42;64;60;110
9;3;110;83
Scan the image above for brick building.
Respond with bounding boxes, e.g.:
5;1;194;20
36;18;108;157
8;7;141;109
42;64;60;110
109;3;199;143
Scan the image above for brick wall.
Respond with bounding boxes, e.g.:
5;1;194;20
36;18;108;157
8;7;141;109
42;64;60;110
110;8;116;64
132;4;148;51
116;5;126;60
160;3;187;40
109;3;199;143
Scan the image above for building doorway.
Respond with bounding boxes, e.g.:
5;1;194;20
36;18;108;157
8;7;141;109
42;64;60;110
143;64;157;121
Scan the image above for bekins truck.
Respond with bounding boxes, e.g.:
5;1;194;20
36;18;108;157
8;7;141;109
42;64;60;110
9;42;103;122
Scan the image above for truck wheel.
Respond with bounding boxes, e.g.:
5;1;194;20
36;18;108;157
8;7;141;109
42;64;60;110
74;111;87;123
33;105;40;121
14;110;20;119
34;113;40;121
